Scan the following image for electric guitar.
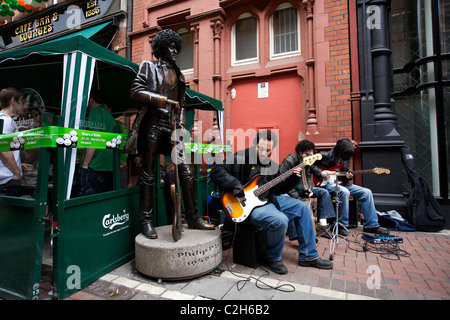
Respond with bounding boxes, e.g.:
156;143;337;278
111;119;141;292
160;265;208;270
312;164;390;187
221;154;322;223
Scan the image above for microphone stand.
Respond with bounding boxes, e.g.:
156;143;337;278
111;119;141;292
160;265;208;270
329;169;340;261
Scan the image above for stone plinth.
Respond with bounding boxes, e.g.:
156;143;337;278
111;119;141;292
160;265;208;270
135;225;222;280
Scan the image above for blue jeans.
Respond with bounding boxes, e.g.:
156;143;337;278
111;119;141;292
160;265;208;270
324;182;379;229
288;187;335;238
247;194;319;262
312;187;335;220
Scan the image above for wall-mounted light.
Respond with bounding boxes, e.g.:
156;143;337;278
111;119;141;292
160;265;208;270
231;88;236;100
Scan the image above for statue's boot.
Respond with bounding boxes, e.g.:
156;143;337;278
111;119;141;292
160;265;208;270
140;171;158;239
141;210;158;239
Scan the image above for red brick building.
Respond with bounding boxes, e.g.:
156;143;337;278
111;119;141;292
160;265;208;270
129;0;357;163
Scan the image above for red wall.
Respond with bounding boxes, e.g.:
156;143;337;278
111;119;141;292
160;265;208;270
229;72;302;163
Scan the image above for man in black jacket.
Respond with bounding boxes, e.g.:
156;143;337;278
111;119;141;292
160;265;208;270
314;139;387;235
280;139;345;238
210;130;333;274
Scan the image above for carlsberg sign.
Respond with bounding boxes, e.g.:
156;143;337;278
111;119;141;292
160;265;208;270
102;210;130;236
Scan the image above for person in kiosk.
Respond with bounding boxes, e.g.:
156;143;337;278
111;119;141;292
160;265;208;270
0;87;25;196
129;29;214;239
313;138;388;235
210;130;333;274
79;90;116;196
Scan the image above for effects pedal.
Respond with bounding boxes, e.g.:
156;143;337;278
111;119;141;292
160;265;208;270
362;233;403;244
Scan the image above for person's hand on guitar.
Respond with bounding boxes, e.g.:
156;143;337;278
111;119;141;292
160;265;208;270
345;172;353;179
233;188;247;205
293;166;302;177
305;187;314;198
321;170;330;180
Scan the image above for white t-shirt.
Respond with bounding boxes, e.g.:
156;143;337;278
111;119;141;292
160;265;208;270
0;112;22;185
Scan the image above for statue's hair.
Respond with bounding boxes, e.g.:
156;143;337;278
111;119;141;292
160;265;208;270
152;29;183;59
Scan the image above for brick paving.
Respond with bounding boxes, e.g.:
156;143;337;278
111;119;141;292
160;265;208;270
37;226;449;301
271;226;450;300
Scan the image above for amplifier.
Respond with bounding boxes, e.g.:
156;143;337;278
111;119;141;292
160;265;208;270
233;223;267;268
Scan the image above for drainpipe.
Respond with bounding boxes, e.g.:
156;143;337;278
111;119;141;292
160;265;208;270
126;0;133;61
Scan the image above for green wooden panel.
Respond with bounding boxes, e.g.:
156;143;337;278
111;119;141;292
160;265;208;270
0;114;52;300
0;204;39;300
53;188;140;299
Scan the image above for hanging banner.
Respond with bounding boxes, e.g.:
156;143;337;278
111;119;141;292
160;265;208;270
0;126;128;152
185;142;231;154
0;125;231;154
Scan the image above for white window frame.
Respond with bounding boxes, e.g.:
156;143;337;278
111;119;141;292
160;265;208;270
231;12;259;66
177;28;194;75
269;3;301;60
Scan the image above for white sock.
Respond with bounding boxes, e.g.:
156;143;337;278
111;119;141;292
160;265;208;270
320;218;327;226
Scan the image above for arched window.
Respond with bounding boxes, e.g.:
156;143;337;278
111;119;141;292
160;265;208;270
231;12;259;66
177;28;194;73
270;3;300;60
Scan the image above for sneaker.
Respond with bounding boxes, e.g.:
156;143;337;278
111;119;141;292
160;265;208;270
298;257;333;270
363;226;390;236
267;260;288;275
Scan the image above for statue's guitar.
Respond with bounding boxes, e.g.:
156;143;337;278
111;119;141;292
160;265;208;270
221;154;322;223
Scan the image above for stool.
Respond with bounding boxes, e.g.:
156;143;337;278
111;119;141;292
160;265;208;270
232;222;267;268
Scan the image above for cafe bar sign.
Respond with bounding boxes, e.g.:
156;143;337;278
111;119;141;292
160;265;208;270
14;11;59;42
0;0;120;49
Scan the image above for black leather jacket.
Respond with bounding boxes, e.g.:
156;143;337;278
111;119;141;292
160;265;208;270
210;147;300;210
317;149;352;183
127;59;186;153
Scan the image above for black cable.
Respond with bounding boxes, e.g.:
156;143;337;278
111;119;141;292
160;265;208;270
345;233;411;260
223;222;295;293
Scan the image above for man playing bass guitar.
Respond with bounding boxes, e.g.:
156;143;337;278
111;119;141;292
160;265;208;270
210;130;333;274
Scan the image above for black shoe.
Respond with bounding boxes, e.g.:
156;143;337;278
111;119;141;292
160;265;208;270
363;226;389;236
298;257;333;270
268;260;288;275
337;223;350;237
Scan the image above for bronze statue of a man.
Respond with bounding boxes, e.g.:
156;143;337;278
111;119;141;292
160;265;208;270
130;29;214;239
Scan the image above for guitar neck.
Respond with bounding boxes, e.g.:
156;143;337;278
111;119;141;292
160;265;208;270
254;163;305;196
335;168;375;176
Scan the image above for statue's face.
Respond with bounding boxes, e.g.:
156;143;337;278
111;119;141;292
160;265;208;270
162;42;178;64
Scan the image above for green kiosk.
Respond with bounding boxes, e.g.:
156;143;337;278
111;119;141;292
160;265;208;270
0;35;223;300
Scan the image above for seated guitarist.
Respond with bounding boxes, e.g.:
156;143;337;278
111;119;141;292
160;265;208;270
280;140;348;238
210;130;333;274
314;139;388;235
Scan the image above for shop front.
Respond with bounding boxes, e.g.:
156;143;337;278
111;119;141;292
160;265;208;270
0;6;224;299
